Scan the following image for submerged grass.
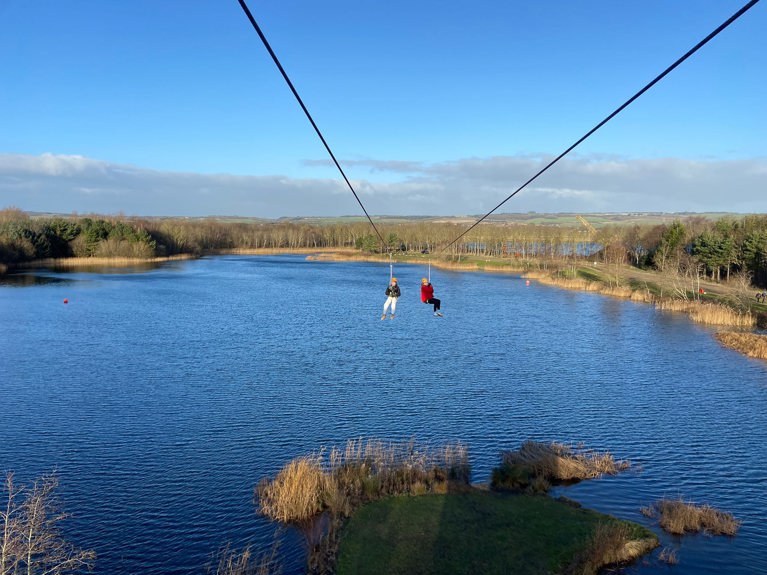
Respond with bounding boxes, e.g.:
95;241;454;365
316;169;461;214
209;543;281;575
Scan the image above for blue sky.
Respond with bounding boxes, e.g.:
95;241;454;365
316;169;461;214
0;1;764;217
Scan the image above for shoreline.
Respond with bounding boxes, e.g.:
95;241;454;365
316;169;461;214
7;249;766;359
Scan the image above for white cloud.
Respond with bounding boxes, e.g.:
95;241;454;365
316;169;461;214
0;152;764;217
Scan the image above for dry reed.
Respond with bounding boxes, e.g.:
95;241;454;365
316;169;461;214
15;254;193;269
643;498;740;536
654;300;755;327
715;331;767;360
501;441;630;483
535;276;637;300
210;544;281;575
526;267;759;331
256;455;330;523
566;522;658;575
658;546;679;565
255;439;470;524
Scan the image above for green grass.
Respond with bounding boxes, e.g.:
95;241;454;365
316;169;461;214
575;267;605;282
336;491;655;575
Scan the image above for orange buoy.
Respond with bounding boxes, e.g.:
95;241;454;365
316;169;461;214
63;298;69;304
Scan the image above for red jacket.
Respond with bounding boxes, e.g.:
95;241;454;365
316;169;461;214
421;283;434;302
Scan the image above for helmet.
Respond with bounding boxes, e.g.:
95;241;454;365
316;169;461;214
421;277;428;283
391;277;397;282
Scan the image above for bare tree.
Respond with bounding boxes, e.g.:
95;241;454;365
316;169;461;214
1;474;22;575
1;472;95;575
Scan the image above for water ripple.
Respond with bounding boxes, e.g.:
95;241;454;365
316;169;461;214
1;256;765;574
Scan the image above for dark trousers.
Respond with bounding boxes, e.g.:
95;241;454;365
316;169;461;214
426;298;441;312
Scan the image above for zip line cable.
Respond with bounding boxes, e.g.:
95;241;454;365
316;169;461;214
441;0;760;253
235;0;388;249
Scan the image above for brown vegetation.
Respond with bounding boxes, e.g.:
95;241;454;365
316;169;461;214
16;254;193;269
641;498;740;536
658;546;679;565
654;300;755;327
1;471;96;575
255;439;469;575
208;544;280;575
715;331;767;360
257;455;330;524
503;441;630;482
566;522;658;575
255;439;470;524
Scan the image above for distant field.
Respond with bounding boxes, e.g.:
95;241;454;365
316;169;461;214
26;211;739;227
230;212;737;227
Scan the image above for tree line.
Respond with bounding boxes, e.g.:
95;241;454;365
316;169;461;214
1;209;766;288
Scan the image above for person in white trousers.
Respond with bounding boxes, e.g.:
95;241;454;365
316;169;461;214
381;277;400;320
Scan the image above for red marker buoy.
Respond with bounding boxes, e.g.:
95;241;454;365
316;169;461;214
63;298;69;304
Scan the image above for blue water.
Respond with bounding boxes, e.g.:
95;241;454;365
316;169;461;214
1;255;765;574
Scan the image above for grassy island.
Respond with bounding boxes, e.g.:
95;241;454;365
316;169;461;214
248;439;659;575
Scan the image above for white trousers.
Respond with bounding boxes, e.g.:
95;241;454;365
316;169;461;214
383;296;398;314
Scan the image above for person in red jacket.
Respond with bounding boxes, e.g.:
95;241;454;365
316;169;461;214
420;277;442;316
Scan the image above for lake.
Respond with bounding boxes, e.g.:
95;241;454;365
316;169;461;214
1;255;765;574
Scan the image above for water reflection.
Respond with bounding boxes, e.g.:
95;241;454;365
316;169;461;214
0;272;73;287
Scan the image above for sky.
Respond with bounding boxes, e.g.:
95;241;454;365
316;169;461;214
0;1;764;218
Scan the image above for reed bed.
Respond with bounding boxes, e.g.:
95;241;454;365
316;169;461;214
641;498;740;536
493;441;630;492
629;289;654;303
503;441;629;481
715;331;767;360
16;254;193;269
654;300;755;327
525;267;759;330
521;270;551;279
535;275;635;299
255;439;470;524
256;455;331;523
226;247;348;256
